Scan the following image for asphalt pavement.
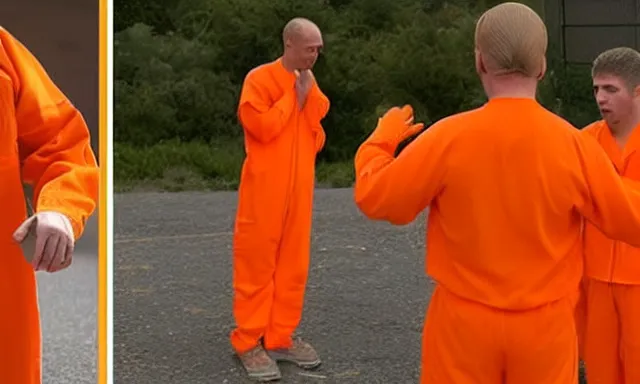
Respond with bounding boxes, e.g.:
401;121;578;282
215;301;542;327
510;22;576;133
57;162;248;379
38;213;98;384
114;189;434;384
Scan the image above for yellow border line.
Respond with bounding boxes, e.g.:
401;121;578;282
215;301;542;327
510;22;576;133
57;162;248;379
98;0;108;382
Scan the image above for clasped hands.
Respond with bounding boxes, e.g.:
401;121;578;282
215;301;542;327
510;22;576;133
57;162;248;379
294;69;314;109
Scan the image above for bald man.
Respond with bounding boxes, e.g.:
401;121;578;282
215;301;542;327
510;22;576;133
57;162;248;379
353;3;640;384
230;17;329;381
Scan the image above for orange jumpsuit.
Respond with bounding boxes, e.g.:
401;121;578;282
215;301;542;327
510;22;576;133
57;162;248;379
354;99;640;384
575;274;588;360
0;27;99;384
581;120;640;384
231;58;329;353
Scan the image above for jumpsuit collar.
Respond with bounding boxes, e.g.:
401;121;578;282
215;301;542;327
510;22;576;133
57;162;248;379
275;57;297;86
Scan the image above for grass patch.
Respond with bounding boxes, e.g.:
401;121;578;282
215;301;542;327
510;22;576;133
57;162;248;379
114;139;355;192
114;139;244;192
316;160;354;188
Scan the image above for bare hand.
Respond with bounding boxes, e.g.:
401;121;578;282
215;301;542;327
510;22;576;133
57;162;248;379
13;211;75;273
295;70;314;109
375;105;425;148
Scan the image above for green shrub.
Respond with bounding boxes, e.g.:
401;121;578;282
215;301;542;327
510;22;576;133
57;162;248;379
114;0;600;191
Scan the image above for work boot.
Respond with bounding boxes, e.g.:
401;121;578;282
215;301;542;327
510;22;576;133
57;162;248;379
267;337;322;369
237;344;282;382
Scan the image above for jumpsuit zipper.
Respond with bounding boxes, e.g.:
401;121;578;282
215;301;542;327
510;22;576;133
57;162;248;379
281;102;300;228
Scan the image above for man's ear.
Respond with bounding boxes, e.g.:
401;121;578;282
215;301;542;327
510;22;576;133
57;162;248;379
475;49;486;75
537;58;547;81
634;84;640;98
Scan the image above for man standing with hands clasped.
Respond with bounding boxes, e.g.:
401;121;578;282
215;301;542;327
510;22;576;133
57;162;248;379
230;17;330;382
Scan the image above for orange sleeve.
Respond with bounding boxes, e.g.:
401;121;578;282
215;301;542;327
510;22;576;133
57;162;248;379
574;133;640;247
238;69;296;144
0;28;98;240
354;120;450;225
581;121;600;137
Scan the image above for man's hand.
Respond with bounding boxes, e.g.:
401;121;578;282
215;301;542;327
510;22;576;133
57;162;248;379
13;211;75;273
295;69;314;110
371;105;425;153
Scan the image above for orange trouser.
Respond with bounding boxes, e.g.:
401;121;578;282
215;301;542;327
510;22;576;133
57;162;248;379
421;285;579;384
582;279;640;384
230;165;315;353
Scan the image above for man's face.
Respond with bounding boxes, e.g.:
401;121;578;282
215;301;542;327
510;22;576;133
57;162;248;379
287;30;323;70
593;73;638;126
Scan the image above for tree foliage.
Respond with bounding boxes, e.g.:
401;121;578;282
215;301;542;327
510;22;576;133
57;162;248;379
114;0;598;162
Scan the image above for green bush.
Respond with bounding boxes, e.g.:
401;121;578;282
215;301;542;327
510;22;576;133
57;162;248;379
114;0;600;191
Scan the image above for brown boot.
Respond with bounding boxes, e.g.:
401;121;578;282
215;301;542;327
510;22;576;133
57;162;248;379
237;344;282;382
267;337;321;369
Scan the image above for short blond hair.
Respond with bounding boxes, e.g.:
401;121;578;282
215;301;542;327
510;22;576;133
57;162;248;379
474;2;547;77
592;47;640;90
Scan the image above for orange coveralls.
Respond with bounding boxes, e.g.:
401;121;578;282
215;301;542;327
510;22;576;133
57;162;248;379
580;120;640;383
575;268;588;360
0;27;99;384
231;58;329;352
354;99;640;384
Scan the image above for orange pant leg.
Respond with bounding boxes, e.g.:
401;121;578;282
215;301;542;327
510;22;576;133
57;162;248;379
617;283;640;383
421;285;578;384
583;280;621;383
503;292;579;384
583;280;640;383
421;285;504;384
263;177;315;350
0;179;43;383
0;247;41;384
614;285;640;383
230;164;287;353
